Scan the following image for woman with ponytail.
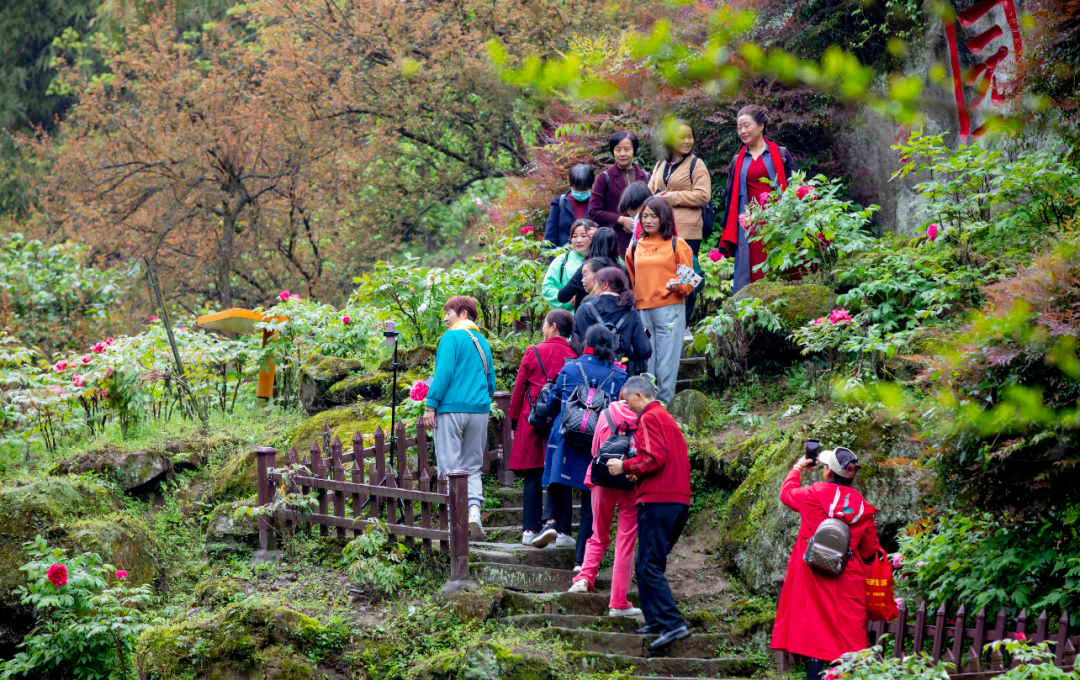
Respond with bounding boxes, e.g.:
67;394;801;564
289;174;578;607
574;267;651;376
719;105;798;293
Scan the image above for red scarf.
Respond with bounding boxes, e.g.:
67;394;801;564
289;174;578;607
721;139;788;252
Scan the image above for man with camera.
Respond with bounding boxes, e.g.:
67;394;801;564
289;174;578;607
771;446;881;680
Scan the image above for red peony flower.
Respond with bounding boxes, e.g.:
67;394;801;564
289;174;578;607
927;224;939;242
1014;632;1027;643
342;316;351;325
409;380;429;402
149;315;160;322
115;569;128;580
279;290;291;301
707;249;723;262
828;308;853;325
521;226;533;235
53;360;70;372
46;564;68;587
91;342;106;353
72;374;85;388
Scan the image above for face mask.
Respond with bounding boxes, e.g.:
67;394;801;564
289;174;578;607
571;189;591;202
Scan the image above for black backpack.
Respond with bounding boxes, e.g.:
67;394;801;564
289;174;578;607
590;407;638;491
560;363;618;448
526;346;558;433
581;301;632;356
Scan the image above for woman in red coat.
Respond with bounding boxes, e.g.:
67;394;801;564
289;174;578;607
772;447;881;680
507;309;578;546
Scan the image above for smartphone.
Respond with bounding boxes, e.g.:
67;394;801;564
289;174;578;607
805;438;820;467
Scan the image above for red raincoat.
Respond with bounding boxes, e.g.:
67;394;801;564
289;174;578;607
507;336;577;470
771;468;881;662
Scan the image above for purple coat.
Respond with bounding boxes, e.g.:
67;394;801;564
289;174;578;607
589;163;649;254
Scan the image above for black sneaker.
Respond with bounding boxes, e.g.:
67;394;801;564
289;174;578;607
635;623;660;635
530;524;558;548
648;625;691;652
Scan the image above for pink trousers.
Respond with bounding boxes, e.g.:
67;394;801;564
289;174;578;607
573;484;638;609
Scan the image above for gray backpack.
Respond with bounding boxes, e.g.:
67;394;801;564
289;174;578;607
803;518;852;577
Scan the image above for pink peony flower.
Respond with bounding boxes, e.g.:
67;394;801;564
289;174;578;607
895;597;904;608
53;360;70;372
927;224;939;242
708;249;723;262
177;327;186;332
115;570;128;580
915;561;925;569
521;226;533;235
813;318;826;325
105;338;115;346
1014;632;1027;643
80;355;92;364
279;290;291;301
149;315;160;322
342;316;351;325
46;564;67;587
796;186;811;199
72;374;85;387
738;213;751;228
409;380;429;402
290;294;301;301
828;308;853;325
891;554;903;569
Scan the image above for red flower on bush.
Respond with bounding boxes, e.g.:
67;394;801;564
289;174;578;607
409;380;429;402
53;360;70;372
279;290;291;301
46;564;68;587
1014;632;1027;643
342;316;351;325
828;308;853;325
115;569;128;580
796;186;817;200
520;226;533;235
927;224;939;242
91;341;106;353
149;315;160;322
105;338;116;346
707;249;723;262
72;374;85;387
80;355;92;364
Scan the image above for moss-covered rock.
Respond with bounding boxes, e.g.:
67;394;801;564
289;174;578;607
204;496;260;556
734;281;837;332
668;389;713;432
407;641;558;680
67;516;159;586
711;405;919;595
377;344;437;372
298;354;365;415
136;597;331;679
194;577;248;609
434;586;507;622
165;435;241;471
327;371;394;403
290;402;386;452
50;446;173;494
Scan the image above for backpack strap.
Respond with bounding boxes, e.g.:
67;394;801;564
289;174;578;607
671;236;678;254
559;253;568;279
532;346;549;381
603;406;617;435
577;361;589;386
464;330;490;379
613;308;632;332
599;368;618;392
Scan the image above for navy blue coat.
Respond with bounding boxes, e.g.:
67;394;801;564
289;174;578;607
574;294;652;376
542;353;627;490
543;192;589;248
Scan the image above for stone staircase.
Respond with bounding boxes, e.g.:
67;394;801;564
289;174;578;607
675;337;706;394
471;486;768;679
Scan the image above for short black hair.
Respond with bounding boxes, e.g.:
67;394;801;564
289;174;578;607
623;375;656;399
569;164;595;191
583;324;616;361
586;227;621;263
618;181;652;216
609;131;639;155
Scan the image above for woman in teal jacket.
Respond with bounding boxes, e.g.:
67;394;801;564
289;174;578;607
422;296;497;540
542;219;595;311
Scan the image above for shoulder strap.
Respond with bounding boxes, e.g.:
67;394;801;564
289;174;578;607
602;171;610;189
559;194;566;211
532;346;548;381
688;156;698;188
464;330;490;379
559;252;568;279
600;368;618;391
577;362;588;384
671;236;678;254
603;406;617;434
614;308;632;331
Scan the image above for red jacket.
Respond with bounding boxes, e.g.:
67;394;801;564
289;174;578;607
771;468;881;662
622;401;690;505
507;336;577;470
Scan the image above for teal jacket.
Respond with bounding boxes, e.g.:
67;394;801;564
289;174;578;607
542;250;584;311
427;327;497;414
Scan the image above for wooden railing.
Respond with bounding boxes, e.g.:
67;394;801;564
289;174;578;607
254;391;514;584
774;581;1077;677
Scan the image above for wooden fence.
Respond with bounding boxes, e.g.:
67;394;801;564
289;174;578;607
774;581;1077;677
254;391;515;584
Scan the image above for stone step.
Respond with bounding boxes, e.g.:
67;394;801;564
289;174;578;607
470;543;576;570
499;591;638;617
500;614;642;633
479;524;580;543
485;486;523;504
472;563;610;593
568;651;765;678
677;356;706;381
552;628;735;659
481;505;581;527
674;380;693;393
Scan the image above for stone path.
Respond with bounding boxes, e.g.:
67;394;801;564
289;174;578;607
471;486;767;679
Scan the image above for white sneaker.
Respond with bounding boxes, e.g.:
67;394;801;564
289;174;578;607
531;525;557;548
609;606;643;618
468;506;486;541
521;530;537;546
573;565;582;574
568;579;590;593
555;533;575;548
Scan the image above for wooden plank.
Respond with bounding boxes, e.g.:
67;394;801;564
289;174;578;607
386;466;398;526
931;603;947;665
283;510;449;541
273;473;449;503
894;600;908;659
968;607;986;673
395;420;407;486
401;465;415;550
350;456;363;539
913;602;927;656
1035;610;1049;645
1055;610;1069;667
949;604;967;669
420;467;432;552
1012;609;1027;669
438;471;448;554
417;421;430;478
331;437;346;541
311;441;328;537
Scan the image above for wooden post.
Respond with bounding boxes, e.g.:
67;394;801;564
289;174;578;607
416;420;430;478
894;600;908;659
401;464;415;549
255;447;277;551
913;602;927;657
310;441;328;536
1054;610;1069;668
494;391;514;486
447;470;470;583
395;420;407;487
369;444;380;521
284;447;298;538
931;604;947;665
374;425;386;517
990;608;1008;671
420;467;432;552
968;607;986;673
438;471;448;553
946;603;966;672
351;431;363;536
331;436;346;541
1035;609;1049;644
386;466;398;526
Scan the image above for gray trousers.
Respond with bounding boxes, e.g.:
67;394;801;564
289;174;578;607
433;411;488;509
640;303;686;404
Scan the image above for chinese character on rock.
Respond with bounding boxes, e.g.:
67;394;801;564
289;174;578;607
943;0;1025;141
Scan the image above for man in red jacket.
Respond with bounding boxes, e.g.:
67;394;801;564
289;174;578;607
606;375;692;652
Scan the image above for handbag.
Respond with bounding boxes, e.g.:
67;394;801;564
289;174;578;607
590;407;637;490
526;346;557;432
866;548;899;621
